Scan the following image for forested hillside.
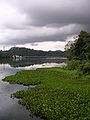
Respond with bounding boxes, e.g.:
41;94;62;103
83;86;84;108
0;47;64;58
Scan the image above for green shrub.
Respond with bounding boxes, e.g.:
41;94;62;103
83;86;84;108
82;61;90;74
66;60;81;70
67;60;90;75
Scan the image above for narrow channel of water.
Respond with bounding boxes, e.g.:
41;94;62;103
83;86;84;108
0;58;66;120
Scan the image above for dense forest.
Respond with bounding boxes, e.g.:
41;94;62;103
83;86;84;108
0;47;64;58
65;30;90;74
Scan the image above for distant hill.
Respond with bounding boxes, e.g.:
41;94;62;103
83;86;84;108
0;47;64;58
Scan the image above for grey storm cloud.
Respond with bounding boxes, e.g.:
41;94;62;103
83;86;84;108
13;0;90;26
0;0;90;46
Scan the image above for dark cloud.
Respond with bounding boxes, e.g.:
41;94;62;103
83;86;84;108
0;0;90;50
20;0;90;26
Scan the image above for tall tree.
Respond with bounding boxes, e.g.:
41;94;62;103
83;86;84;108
65;31;90;60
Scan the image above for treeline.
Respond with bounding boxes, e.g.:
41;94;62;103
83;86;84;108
65;30;90;74
0;50;11;58
0;47;64;58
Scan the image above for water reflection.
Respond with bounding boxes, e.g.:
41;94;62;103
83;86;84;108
0;57;66;67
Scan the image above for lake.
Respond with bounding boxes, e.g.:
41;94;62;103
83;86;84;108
0;57;66;120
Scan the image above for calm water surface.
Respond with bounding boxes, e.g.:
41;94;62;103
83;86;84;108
0;58;66;120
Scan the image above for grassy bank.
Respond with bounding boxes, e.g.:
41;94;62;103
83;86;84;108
3;68;90;120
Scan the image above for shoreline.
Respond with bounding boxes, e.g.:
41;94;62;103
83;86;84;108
3;67;90;120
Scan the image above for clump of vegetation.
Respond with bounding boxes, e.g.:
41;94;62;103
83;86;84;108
81;61;90;75
3;70;42;85
66;60;81;70
3;68;90;120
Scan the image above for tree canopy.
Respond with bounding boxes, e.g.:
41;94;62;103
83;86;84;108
65;30;90;74
65;31;90;60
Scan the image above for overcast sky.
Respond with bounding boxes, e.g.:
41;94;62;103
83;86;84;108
0;0;90;51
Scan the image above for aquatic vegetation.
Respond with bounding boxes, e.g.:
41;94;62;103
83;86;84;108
3;68;90;120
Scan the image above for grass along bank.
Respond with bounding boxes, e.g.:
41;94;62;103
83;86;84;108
3;68;90;120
